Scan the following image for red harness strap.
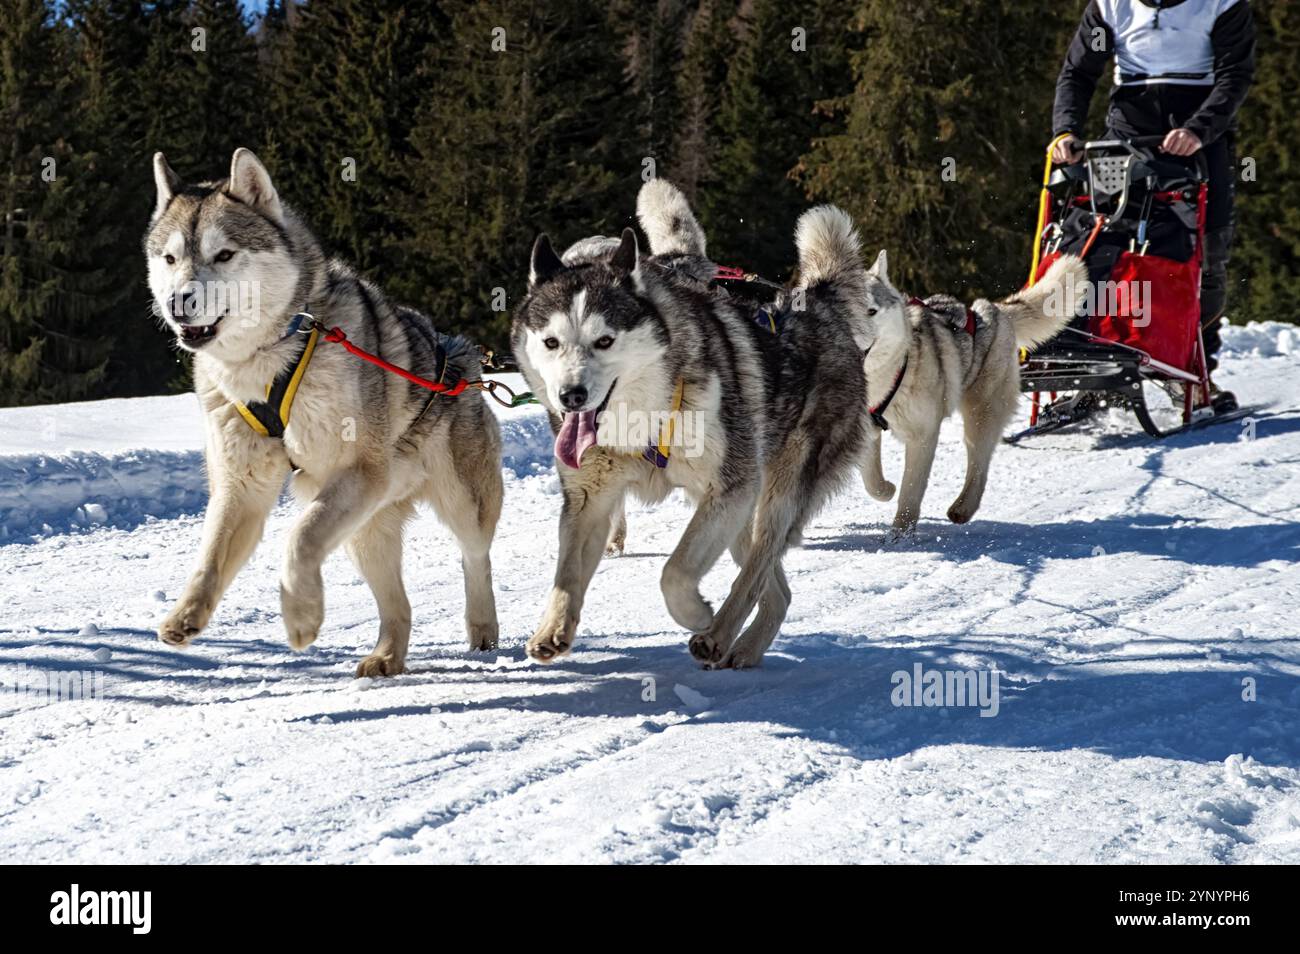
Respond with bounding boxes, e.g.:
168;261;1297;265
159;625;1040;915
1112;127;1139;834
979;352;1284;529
286;317;533;409
320;324;470;396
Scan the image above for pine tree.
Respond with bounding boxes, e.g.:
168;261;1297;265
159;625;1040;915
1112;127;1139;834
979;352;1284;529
0;0;112;405
1230;0;1299;325
670;0;736;205
260;0;445;291
136;0;261;179
801;0;1073;300
615;0;689;171
63;0;180;396
701;0;852;278
403;0;638;348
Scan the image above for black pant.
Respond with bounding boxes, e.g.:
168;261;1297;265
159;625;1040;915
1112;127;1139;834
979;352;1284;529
1201;224;1232;372
1196;131;1235;373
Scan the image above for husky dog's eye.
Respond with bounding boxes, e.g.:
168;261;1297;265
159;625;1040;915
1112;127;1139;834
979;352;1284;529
593;335;615;350
543;337;559;350
867;307;878;317
164;254;176;265
214;249;235;263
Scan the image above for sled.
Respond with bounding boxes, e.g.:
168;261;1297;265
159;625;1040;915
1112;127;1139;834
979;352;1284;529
1012;135;1228;441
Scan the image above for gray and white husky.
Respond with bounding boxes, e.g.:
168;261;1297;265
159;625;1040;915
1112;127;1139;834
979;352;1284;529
856;251;1088;534
145;148;502;676
512;179;871;669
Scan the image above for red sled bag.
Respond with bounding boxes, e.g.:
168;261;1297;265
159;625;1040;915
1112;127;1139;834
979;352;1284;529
1093;244;1201;369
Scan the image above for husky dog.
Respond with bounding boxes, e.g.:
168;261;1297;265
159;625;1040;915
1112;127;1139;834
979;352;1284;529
857;251;1088;534
511;179;870;668
144;148;502;676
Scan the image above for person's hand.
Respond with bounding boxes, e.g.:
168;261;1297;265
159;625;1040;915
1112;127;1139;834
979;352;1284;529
1051;134;1084;165
1160;128;1203;157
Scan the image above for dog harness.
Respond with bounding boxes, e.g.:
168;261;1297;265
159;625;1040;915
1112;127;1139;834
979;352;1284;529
868;298;978;430
642;378;686;468
868;359;908;431
709;263;790;335
234;313;320;438
753;303;786;334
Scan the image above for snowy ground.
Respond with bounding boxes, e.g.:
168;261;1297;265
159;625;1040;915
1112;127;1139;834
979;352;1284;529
1;323;1298;864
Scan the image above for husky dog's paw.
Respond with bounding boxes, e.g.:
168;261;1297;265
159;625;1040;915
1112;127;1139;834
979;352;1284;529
722;649;759;670
689;630;729;667
356;652;404;678
282;614;321;651
467;621;499;651
721;642;766;670
158;596;211;648
885;523;917;545
661;566;714;633
722;618;781;670
527;615;577;663
280;571;324;650
864;478;897;502
946;502;975;525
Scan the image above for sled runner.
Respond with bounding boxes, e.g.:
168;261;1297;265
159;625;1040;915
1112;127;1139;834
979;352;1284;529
1013;135;1224;441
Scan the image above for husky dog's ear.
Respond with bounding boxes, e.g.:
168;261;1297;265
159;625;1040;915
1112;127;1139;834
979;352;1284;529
152;152;180;220
869;249;889;282
227;148;283;221
529;234;564;287
610;227;640;277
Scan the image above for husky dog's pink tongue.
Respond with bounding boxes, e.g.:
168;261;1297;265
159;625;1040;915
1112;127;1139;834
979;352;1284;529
555;410;599;469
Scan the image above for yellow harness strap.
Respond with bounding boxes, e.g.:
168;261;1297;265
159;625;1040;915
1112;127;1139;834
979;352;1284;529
642;378;685;468
234;325;320;438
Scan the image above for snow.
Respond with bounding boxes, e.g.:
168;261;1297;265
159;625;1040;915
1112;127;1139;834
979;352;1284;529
1217;319;1297;359
1;327;1298;863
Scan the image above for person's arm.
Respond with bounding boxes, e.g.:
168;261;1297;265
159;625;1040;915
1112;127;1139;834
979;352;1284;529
1053;1;1114;140
1182;0;1256;147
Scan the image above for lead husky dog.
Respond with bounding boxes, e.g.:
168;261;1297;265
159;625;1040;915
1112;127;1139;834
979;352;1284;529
857;251;1088;534
512;179;870;668
145;148;502;676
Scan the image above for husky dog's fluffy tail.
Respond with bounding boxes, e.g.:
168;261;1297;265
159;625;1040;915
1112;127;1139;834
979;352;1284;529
796;205;862;286
637;179;707;256
995;255;1089;349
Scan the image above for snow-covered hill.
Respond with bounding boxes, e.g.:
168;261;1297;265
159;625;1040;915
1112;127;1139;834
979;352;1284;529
1;324;1298;863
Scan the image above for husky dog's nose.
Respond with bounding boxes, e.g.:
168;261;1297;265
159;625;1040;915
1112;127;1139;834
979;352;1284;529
559;386;588;410
170;288;197;320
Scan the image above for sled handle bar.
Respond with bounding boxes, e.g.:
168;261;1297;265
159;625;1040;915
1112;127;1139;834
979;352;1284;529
1084;135;1167;151
1082;136;1209;178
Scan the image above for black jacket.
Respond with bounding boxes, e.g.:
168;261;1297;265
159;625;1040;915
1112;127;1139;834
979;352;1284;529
1053;0;1255;144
